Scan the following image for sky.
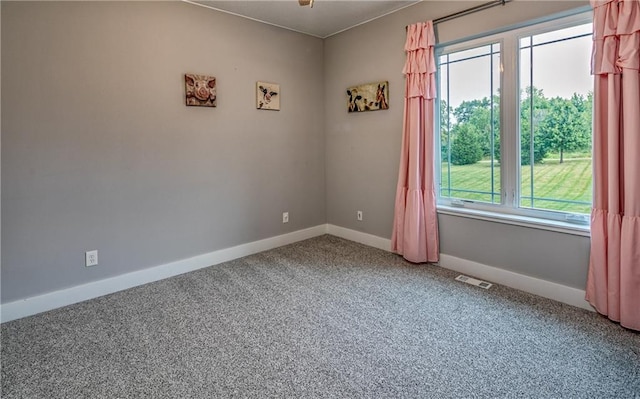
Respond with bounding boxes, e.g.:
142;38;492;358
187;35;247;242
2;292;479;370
440;23;593;109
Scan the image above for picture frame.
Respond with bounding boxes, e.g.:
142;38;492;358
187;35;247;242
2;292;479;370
185;74;217;107
346;81;389;112
257;82;280;111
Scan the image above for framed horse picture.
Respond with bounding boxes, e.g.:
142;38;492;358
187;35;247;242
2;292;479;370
346;81;389;113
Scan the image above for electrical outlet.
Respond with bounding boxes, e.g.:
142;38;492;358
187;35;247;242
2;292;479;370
85;250;98;267
282;212;289;223
357;211;363;221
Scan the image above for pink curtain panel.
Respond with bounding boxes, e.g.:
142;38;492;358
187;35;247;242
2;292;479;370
586;0;640;331
392;22;439;263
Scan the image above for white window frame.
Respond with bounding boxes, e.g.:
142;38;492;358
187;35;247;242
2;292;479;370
434;10;593;236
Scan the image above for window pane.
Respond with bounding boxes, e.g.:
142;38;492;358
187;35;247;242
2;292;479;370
519;23;593;214
447;45;494;62
531;24;592;46
440;43;501;204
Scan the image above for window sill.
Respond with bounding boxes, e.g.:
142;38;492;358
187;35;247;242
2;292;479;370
437;205;591;237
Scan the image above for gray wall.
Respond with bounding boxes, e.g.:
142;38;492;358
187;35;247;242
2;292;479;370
2;0;594;305
324;0;591;289
1;1;325;302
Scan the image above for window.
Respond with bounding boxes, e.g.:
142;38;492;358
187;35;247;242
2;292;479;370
439;43;501;204
436;11;593;226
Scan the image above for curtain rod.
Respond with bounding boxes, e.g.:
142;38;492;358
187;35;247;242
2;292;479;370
406;0;512;28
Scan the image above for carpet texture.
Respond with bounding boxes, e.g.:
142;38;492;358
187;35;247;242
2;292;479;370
2;235;639;398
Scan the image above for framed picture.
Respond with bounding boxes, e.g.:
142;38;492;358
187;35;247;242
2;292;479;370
185;74;217;107
257;82;280;111
347;81;389;112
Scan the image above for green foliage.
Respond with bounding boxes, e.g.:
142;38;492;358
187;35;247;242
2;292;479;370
440;100;452;161
538;94;592;163
520;86;551;165
454;97;500;160
441;87;592;166
520;130;547;165
450;124;483;165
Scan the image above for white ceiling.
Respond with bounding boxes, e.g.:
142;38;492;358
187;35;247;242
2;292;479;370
186;0;421;38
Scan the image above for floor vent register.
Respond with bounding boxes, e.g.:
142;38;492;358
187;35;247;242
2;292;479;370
455;275;493;289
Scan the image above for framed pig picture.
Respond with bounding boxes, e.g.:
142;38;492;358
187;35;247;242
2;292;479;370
256;82;280;111
185;74;217;107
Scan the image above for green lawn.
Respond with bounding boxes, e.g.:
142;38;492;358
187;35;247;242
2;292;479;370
440;154;592;214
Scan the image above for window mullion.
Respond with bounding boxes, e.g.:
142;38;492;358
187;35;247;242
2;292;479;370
501;35;518;209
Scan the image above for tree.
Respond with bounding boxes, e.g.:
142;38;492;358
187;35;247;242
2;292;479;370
454;98;489;125
452;96;500;161
520;128;547;165
450;124;483;165
442;87;591;167
582;91;594;132
520;86;551;165
453;95;500;164
539;94;591;163
440;99;453;162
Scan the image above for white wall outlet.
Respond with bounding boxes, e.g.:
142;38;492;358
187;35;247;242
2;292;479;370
357;211;363;221
282;212;289;223
85;250;98;267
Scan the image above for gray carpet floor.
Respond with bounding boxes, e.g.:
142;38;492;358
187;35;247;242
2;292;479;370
2;235;639;398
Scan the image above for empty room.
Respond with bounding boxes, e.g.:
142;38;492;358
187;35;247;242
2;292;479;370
1;0;639;397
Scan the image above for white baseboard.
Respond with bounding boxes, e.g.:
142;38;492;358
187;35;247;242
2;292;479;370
325;225;593;312
1;225;328;323
437;254;593;311
326;224;392;252
2;224;593;323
